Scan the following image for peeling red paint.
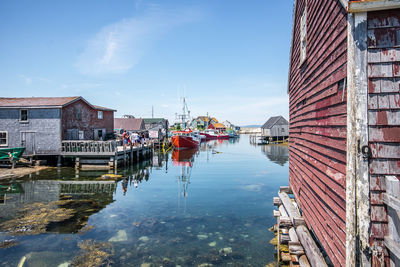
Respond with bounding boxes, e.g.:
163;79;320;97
369;79;378;93
393;62;400;77
376;111;388;125
368;10;400;253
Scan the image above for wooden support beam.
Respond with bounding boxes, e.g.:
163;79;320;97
279;216;293;227
282;234;291;243
383;193;400;211
299;255;311;267
279;192;327;267
280;186;293;194
274;197;282;206
289;242;305;256
348;1;400;13
294;218;306;227
274;210;281;218
281;252;291;262
278;192;301;223
296;225;327;267
279;205;289;217
346;11;370;267
384;236;400;260
289;228;299;243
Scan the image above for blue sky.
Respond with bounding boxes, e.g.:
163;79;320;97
0;0;293;125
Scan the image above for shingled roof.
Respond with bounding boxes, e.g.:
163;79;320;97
0;96;80;107
114;118;145;131
261;116;288;129
0;97;116;111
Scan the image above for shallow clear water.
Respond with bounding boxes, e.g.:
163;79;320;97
0;135;288;267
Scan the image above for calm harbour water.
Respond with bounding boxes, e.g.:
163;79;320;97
0;135;288;267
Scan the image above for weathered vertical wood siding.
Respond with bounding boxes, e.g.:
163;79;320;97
367;9;400;266
61;99;114;140
288;0;347;266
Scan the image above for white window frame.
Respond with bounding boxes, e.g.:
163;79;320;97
20;109;28;122
0;131;8;147
98;110;103;119
300;8;307;65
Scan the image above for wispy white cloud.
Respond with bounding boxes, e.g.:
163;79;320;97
19;74;52;86
75;6;202;75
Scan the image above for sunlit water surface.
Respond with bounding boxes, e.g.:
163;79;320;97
0;135;288;266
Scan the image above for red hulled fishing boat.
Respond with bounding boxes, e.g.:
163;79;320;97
171;130;200;149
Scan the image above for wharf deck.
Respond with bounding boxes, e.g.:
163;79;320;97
61;140;153;170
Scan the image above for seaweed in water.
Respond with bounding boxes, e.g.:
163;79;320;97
71;239;114;267
0;239;18;248
0;202;75;236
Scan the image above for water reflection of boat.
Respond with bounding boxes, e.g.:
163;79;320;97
172;148;197;167
261;144;289;166
172;148;197;200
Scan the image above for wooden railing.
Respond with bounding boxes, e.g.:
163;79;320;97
61;140;121;154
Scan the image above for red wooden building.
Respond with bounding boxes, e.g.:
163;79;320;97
288;0;400;266
62;97;115;141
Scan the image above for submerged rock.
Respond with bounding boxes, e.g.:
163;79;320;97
139;236;149;242
140;263;153;267
108;230;128;242
242;184;263;192
197;234;208;240
219;247;232;255
208;241;216;247
198;263;213;267
57;262;70;267
19;251;69;267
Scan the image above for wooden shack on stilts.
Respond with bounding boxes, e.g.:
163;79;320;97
275;1;400;266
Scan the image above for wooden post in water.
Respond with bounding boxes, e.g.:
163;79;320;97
75;157;80;170
130;146;133;165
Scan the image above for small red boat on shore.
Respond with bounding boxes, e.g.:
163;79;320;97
171;130;200;149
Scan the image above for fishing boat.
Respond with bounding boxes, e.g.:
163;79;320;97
171;130;200;149
200;130;230;140
0;147;25;161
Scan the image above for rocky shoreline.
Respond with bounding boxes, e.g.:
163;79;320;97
0;166;50;180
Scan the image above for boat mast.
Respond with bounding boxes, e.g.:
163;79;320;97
176;97;191;129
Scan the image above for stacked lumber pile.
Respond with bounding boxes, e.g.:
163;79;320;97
273;186;327;267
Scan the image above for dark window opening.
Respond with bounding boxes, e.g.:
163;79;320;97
75;107;82;121
20;109;28;121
